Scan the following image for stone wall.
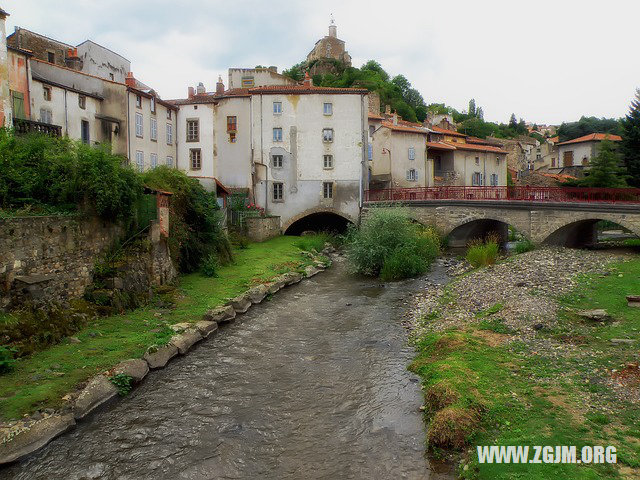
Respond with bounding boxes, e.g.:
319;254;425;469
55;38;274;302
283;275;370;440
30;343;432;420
0;215;176;310
245;216;281;242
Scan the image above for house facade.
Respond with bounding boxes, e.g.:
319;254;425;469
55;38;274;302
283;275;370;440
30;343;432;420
556;133;622;168
228;67;296;90
8;45;31;121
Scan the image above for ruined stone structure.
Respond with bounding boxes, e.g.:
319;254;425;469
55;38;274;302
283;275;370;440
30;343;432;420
363;200;640;248
306;17;352;75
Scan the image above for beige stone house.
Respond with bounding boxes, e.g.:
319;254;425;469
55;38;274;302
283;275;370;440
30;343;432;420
556;133;622;168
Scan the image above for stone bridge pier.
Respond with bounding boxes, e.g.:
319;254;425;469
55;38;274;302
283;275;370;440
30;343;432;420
362;201;640;248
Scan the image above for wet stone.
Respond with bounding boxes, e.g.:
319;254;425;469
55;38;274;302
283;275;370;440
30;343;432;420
73;376;118;420
143;344;179;369
113;359;149;383
195;320;218;338
171;329;204;355
203;305;236;324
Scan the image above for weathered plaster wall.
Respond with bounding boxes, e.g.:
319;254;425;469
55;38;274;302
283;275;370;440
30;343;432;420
245;216;281;242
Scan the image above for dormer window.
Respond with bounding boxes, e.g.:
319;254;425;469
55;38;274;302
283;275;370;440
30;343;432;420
136;95;142;108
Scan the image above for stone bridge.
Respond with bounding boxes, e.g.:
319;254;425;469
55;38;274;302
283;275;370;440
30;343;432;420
362;200;640;247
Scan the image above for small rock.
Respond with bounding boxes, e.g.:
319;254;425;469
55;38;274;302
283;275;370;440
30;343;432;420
170;322;192;332
246;284;269;304
195;320;218;338
170;329;204;355
533;323;545;331
577;309;611;322
68;337;81;344
610;338;635;345
144;344;179;369
113;359;149;383
203;305;236;324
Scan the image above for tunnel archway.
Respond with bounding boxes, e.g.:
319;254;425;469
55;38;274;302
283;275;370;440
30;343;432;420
446;218;514;248
284;210;353;235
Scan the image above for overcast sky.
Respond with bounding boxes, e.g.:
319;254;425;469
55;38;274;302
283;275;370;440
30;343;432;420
6;0;639;125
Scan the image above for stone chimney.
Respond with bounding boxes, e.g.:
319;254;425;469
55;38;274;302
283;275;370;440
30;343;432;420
303;71;313;87
188;87;195;99
329;15;337;38
65;48;82;71
196;82;206;95
385;104;391;116
125;72;136;87
393;112;398;126
216;75;225;95
268;66;277;73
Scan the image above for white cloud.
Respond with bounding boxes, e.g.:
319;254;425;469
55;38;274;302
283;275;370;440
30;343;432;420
6;0;640;124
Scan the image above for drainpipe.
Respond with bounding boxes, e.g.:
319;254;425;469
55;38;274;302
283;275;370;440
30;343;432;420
126;91;131;162
359;93;366;208
260;94;266;213
63;89;68;136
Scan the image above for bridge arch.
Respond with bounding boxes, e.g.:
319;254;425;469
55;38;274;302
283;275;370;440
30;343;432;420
444;217;526;248
283;208;355;235
540;215;640;247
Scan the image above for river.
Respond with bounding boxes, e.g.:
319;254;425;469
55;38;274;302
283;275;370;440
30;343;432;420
2;256;454;480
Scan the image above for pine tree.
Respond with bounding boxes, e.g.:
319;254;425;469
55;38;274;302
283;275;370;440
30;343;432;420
621;89;640;187
509;113;518;128
468;98;476;117
579;139;629;188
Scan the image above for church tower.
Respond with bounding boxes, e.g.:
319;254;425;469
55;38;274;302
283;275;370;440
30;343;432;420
306;15;352;75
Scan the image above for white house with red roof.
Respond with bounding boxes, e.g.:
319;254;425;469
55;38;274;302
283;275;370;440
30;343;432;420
556;133;622;168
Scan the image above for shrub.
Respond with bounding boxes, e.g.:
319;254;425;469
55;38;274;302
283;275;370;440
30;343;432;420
110;373;133;396
0;345;17;374
201;254;220;277
0;131;142;221
465;235;500;268
229;232;250;249
514;238;535;254
294;233;331;252
345;208;440;279
142;167;232;272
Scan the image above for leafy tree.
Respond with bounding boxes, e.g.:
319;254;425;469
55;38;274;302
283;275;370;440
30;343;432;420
557;116;622;142
621;89;640;187
476;106;484;121
415;105;427;123
404;88;425;110
578;139;629;188
282;61;306;82
362;60;389;82
391;74;411;96
468;99;476;117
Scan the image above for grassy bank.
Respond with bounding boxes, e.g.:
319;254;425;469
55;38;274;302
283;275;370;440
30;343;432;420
411;256;640;479
0;236;313;421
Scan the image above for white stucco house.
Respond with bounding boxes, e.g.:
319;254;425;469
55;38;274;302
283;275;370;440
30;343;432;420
556;133;622;168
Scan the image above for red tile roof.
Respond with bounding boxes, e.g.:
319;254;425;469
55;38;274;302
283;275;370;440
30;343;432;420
446;142;508;154
426;141;456;151
430;125;466;137
380;121;428;134
556;133;622;146
248;85;368;95
368;112;384;120
167;88;250;105
465;136;492;145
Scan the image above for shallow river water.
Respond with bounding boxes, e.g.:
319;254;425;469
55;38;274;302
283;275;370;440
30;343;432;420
3;256;453;480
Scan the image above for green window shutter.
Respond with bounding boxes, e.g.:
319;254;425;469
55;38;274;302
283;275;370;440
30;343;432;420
11;91;25;120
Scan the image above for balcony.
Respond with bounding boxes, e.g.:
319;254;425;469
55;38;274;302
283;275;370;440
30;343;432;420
13;118;62;137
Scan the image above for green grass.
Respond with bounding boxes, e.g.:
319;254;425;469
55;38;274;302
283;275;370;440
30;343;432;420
0;236;311;420
293;233;331;253
466;240;500;268
411;257;640;479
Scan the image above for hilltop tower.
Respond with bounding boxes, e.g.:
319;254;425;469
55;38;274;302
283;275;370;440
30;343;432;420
306;15;352;75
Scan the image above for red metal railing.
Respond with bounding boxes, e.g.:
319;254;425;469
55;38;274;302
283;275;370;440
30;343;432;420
364;187;640;204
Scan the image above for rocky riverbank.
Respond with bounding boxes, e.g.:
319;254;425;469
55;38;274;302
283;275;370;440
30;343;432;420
407;247;640;479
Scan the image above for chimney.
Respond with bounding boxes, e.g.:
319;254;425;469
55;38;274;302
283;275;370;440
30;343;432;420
385;104;391;116
196;82;206;95
216;75;225;95
303;71;313;87
65;47;82;71
188;87;195;99
125;71;136;87
268;66;277;73
393;112;398;126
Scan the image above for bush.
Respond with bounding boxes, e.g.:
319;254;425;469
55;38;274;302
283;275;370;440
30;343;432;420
345;208;440;279
142;167;232;272
0;345;17;374
110;373;133;396
514;239;535;254
465;236;500;268
229;232;250;249
0;131;142;221
201;254;220;277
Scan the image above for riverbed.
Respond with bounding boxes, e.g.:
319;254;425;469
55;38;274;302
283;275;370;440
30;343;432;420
2;256;453;480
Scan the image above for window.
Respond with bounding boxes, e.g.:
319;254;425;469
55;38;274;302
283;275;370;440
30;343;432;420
78;95;86;109
227;116;237;132
150;117;157;141
166;123;173;145
186;119;199;142
408;146;415;160
190;149;201;170
272;154;283;168
241;76;254;88
273;127;283;142
323;154;333;169
39;108;52;124
367;144;373;161
167;109;172;120
47;51;55;63
135;95;142;108
322;128;334;142
109;73;114;81
323;103;333;115
551;158;556;168
81;120;90;145
273;101;282;114
323;182;333;199
150;153;158;169
273;182;284;201
472;172;483;186
229;132;237;143
407;169;418;181
475;156;480;165
490;173;499;186
536;154;542;160
135;151;144;172
135;112;143;138
150;97;156;114
43;85;52;101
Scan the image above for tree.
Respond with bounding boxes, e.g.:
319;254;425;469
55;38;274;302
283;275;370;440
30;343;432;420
391;74;411;96
509;113;518;129
468;98;476;117
282;61;306;82
557;116;622;142
476;106;484;121
578;139;629;188
621;89;640;187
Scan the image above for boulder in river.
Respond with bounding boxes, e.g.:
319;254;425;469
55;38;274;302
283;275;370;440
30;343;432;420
247;284;269;304
228;294;251;313
171;329;204;355
281;272;303;285
0;414;76;465
144;344;179;369
195;320;218;338
267;279;286;294
74;375;118;420
203;305;236;324
113;359;149;383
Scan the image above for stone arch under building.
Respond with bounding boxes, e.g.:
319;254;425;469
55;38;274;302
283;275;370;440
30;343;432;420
283;208;354;235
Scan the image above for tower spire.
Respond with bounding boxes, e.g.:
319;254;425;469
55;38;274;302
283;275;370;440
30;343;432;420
328;14;337;38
